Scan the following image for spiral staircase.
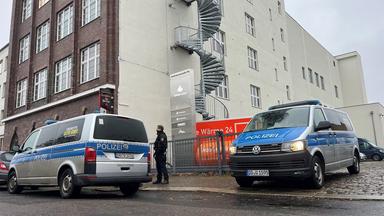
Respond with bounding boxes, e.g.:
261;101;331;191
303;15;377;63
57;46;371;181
175;0;229;120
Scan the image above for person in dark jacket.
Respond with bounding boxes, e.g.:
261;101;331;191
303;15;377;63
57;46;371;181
153;125;169;184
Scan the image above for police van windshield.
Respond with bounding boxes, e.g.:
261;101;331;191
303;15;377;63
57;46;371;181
94;116;148;143
244;107;310;132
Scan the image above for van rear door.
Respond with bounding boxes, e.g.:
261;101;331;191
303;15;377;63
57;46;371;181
92;116;149;176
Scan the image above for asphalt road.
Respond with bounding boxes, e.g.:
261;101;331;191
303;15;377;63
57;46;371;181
0;186;383;216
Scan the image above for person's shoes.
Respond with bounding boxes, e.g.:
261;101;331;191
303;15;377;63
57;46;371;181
162;180;169;184
152;180;162;184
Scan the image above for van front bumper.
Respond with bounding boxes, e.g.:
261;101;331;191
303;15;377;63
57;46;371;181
73;175;152;186
230;151;312;179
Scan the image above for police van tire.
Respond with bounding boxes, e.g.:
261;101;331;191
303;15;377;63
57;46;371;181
120;183;140;197
59;169;81;199
235;177;254;187
310;156;325;189
348;153;360;174
8;171;23;194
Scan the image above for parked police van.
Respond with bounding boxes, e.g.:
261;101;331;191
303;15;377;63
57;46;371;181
8;114;151;198
229;100;360;188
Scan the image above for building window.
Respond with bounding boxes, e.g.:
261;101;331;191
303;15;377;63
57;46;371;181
248;47;258;71
286;85;291;100
320;76;325;90
38;0;49;8
280;28;285;42
272;38;275;51
34;69;47;101
81;43;100;83
57;5;74;40
269;8;273;21
308;68;313;83
315;72;320;87
302;67;306;80
278;1;282;15
212;30;225;55
275;68;278;82
16;79;27;108
283;56;288;71
55;56;72;93
19;35;30;63
82;0;101;26
22;0;32;22
245;13;255;36
250;85;261;108
36;21;50;53
333;61;336;67
216;75;229;99
335;85;339;98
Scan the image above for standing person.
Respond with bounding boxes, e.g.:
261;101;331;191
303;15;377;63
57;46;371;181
153;125;169;184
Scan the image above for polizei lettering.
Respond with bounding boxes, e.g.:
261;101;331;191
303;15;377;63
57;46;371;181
97;143;129;151
245;134;280;140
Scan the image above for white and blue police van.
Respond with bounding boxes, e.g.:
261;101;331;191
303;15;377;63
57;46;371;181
229;100;360;188
7;114;151;198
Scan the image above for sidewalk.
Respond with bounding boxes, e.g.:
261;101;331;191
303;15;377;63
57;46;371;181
142;162;384;201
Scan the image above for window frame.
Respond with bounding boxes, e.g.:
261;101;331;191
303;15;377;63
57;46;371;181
308;68;314;83
283;56;288;71
33;69;48;101
16;79;28;108
80;43;100;84
250;85;261;108
38;0;49;8
215;75;229;100
55;56;72;93
82;0;101;26
36;21;50;53
57;4;74;41
21;0;32;22
212;30;225;55
247;46;259;71
320;76;325;90
19;34;30;64
245;13;255;37
302;67;306;80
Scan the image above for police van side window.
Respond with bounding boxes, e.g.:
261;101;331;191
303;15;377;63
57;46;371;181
313;108;326;128
324;109;350;131
22;131;40;152
56;119;85;145
36;125;59;149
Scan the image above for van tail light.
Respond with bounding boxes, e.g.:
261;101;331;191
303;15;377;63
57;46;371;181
85;147;97;163
0;162;8;171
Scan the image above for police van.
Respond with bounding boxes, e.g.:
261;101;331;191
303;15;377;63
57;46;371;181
229;100;360;188
8;114;151;198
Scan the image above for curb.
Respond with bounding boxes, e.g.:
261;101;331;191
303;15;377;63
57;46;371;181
141;186;384;201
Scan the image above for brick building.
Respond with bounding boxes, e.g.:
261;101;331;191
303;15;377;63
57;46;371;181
4;0;118;149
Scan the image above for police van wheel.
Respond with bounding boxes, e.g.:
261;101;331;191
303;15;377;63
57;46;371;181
59;169;81;199
348;153;360;174
8;171;23;194
310;156;325;189
120;183;140;197
235;177;254;187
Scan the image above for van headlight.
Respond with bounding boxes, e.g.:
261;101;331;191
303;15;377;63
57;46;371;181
380;149;384;154
229;146;237;155
281;141;306;152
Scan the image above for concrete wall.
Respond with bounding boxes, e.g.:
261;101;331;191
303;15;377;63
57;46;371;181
337;52;368;106
118;0;200;142
339;103;384;147
286;15;345;107
0;45;7;151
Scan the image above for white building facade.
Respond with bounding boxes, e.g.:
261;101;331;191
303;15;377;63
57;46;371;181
117;0;368;141
0;44;8;150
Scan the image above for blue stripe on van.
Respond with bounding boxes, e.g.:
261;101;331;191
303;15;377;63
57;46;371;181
11;141;150;165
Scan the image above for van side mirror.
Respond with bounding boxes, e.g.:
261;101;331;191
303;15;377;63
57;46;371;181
11;144;21;153
315;121;332;132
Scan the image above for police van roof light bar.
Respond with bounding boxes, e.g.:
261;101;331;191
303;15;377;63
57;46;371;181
269;100;323;110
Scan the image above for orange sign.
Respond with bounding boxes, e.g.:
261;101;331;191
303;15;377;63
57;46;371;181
194;118;251;165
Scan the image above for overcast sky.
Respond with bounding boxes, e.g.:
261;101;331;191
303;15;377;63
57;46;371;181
0;1;382;103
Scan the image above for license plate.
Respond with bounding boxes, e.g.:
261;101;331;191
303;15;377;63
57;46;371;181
246;170;269;177
115;153;135;159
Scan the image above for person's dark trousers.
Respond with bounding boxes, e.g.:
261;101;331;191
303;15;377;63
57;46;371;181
155;154;169;182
